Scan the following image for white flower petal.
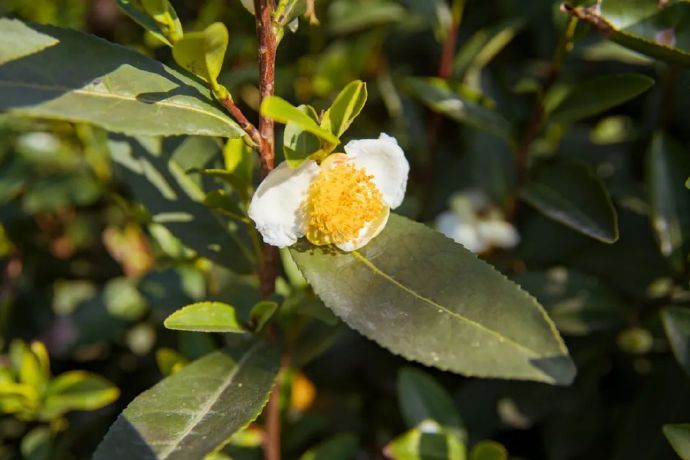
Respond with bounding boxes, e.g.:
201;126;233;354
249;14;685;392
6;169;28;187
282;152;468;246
336;207;390;252
436;211;486;253
476;219;520;249
344;133;409;209
248;160;319;247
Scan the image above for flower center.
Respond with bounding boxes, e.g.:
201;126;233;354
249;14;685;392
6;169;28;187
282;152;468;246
305;154;385;246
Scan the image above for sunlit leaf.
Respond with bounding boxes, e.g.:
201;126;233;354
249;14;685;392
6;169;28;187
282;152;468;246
42;371;119;419
248;301;279;332
172;23;229;87
164;302;247;333
94;341;280;460
261;96;339;145
384;420;466;460
291;214;575;384
283;105;322;168
321;80;367;138
469;440;508;460
663;424;690;460
0;19;242;138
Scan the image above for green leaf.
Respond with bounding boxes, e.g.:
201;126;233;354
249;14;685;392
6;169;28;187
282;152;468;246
94;341;280;460
172;23;229;88
404;77;513;143
514;268;626;336
469;441;507;460
520;161;619;243
0;19;242;138
116;0;183;46
662;307;690;377
290;214;575;385
299;433;359;460
384;420;466;460
547;73;654;123
398;367;463;432
647;133;690;272
108;135;253;274
41;371;119;419
164;302;247;333
203;189;245;220
0;19;58;65
452;19;525;81
283;105;323;168
565;1;690;66
663;424;690;460
156;348;189;376
328;0;407;34
321;80;367;138
20;427;52;460
223;138;253;187
248;301;279;332
260;96;339;145
140;0;183;43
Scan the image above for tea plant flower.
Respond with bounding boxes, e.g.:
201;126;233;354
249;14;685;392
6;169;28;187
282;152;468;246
436;190;519;253
248;133;408;251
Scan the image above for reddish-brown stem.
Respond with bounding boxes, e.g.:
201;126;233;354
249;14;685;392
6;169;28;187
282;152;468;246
219;96;263;148
252;2;280;460
254;0;277;179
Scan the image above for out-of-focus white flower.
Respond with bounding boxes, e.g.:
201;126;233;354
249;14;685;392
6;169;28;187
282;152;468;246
436;191;519;253
248;133;409;252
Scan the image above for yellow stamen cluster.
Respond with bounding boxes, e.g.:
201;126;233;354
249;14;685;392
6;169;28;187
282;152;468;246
305;155;384;246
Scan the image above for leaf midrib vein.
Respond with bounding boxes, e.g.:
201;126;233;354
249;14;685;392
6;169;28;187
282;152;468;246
350;251;536;356
158;343;259;459
0;80;236;129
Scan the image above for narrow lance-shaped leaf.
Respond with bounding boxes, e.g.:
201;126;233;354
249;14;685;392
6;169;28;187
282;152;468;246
172;23;229;90
661;306;690;378
546;73;654;124
398;367;463;432
404;77;513;143
261;96;339;145
0;19;242;138
663;424;690;460
291;214;575;385
564;1;690;66
116;0;183;46
164;302;247;333
384;420;466;460
321;80;368;138
94;340;280;460
283;105;322;168
520;161;619;243
647;133;690;272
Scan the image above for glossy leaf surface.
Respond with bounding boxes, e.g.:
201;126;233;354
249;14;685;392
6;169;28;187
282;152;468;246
94;341;280;460
0;19;242;138
291;214;575;385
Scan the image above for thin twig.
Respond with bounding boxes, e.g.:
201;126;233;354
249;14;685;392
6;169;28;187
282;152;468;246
252;1;280;459
508;14;578;219
218;96;263;148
